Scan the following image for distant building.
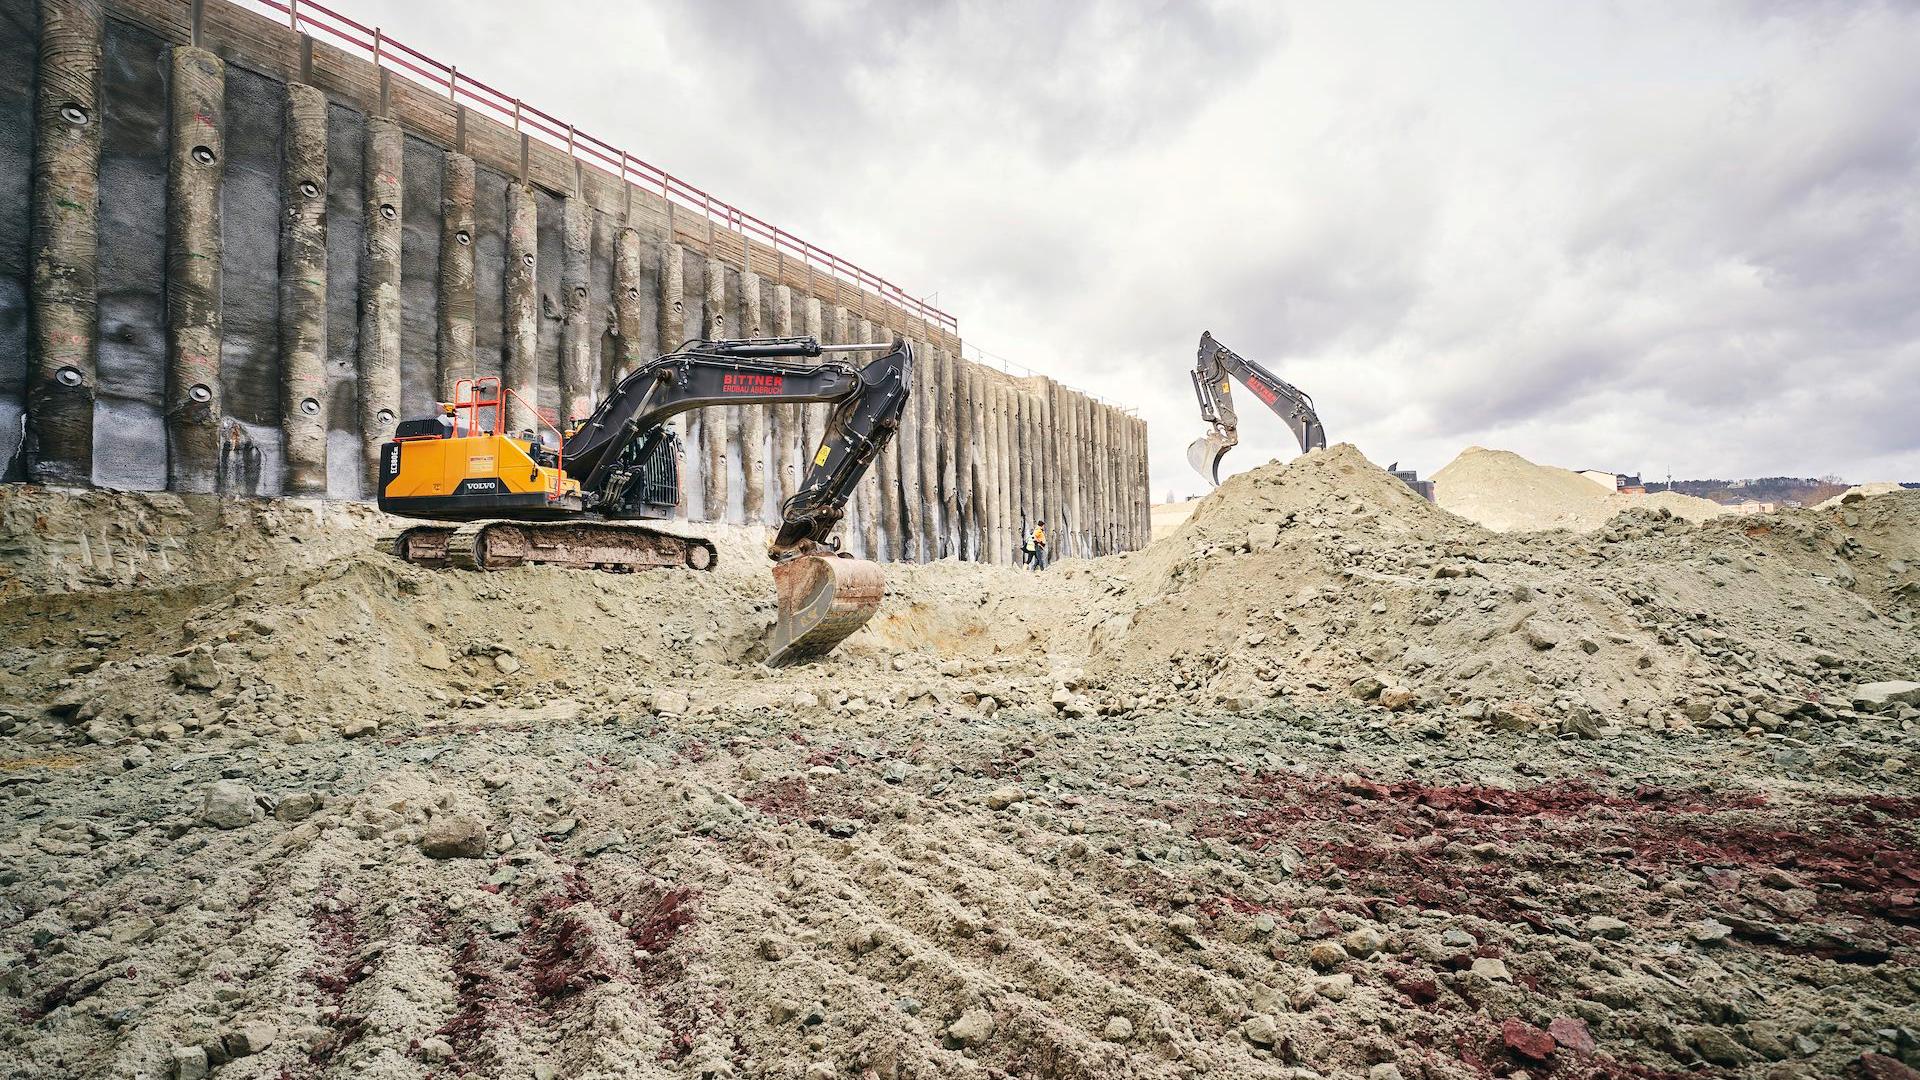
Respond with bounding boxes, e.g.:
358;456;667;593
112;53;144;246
1578;470;1640;491
1728;500;1777;515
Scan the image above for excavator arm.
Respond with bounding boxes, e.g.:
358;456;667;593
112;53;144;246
563;335;912;665
564;335;910;560
1188;330;1326;486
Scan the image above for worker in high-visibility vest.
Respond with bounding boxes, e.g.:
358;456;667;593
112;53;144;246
1026;520;1047;570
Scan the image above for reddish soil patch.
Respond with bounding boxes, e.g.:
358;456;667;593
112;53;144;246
433;869;703;1074
740;775;872;831
297;880;371;1073
1199;773;1920;938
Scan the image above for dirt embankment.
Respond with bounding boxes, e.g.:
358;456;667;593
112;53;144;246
2;459;1917;1080
1432;447;1728;533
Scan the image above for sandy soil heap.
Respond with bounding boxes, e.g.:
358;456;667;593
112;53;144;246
1432;447;1728;533
2;460;1917;1080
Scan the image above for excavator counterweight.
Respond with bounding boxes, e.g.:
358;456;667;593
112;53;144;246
378;336;913;664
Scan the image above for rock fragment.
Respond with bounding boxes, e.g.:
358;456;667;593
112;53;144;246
196;781;262;829
222;1021;276;1057
1501;1018;1555;1061
947;1007;994;1046
1690;918;1733;945
421;814;488;859
1585;915;1630;940
1853;681;1920;709
171;1045;210;1080
1313;973;1354;1000
1548;1016;1596;1055
1470;957;1512;982
1242;1014;1280;1046
275;792;322;822
172;647;225;692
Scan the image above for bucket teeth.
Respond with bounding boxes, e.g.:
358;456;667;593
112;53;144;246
767;555;886;666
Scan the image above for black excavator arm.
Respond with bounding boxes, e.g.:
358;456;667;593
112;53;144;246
1188;330;1327;486
563;335;912;560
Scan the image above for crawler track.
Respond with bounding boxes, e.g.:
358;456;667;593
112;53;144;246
384;520;718;573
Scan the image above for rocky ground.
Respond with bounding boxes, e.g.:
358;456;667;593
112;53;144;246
2;447;1917;1080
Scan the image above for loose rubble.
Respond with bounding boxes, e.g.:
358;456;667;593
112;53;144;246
2;447;1916;1079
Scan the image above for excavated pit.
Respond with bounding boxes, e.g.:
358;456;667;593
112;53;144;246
3;448;1918;1080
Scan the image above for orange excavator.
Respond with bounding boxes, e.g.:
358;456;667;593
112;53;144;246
378;335;911;665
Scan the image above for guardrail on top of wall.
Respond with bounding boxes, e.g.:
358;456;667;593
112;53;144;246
232;0;960;335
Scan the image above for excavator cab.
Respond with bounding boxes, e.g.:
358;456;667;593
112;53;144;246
379;377;586;520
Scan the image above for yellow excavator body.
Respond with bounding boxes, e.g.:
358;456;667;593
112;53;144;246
379;432;582;518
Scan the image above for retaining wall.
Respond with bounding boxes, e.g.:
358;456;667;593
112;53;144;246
1;0;1152;561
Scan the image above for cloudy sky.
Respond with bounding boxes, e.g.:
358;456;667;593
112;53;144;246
346;0;1920;496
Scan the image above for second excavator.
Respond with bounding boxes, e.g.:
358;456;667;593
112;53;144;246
377;335;912;665
1186;331;1433;499
1188;330;1326;485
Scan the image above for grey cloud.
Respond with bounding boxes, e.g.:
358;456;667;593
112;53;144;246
350;0;1919;492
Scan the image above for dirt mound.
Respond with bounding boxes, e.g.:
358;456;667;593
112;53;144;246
1816;482;1910;509
4;482;1918;1080
1432;446;1728;533
0;485;389;596
1130;444;1455;590
1098;448;1919;732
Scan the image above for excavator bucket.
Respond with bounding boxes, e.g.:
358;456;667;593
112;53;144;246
1187;430;1234;487
766;555;886;666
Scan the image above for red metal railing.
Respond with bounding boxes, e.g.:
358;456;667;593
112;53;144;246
236;0;959;334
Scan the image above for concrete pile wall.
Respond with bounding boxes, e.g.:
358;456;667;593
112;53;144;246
0;0;1152;561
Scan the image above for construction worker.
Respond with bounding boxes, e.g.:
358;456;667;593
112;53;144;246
1027;520;1047;570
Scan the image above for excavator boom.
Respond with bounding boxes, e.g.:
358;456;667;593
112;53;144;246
378;336;913;665
1187;330;1326;486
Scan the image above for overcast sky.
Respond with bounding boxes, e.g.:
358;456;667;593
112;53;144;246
345;0;1920;496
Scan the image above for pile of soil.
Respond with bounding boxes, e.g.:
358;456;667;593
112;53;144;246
1432;447;1728;533
1098;445;1919;733
3;462;1916;1080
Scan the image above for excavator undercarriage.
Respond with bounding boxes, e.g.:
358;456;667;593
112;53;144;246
383;520;717;573
377;336;912;664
